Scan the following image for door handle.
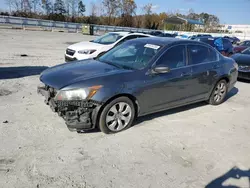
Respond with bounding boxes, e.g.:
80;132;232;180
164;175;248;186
181;72;191;77
213;64;221;69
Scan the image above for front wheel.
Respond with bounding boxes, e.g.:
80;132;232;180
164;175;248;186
98;97;135;134
208;80;228;105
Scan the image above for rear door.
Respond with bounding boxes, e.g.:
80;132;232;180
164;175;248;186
187;44;220;100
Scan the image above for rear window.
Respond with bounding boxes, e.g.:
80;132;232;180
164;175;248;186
188;45;219;65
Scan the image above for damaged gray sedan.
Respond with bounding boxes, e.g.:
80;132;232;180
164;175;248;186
38;37;238;134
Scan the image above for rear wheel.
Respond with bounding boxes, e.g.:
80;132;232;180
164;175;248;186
99;97;135;134
208;79;228;105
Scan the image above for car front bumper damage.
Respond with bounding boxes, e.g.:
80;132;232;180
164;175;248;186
37;85;103;132
238;66;250;80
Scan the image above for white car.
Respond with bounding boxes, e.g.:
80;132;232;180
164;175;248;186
65;32;153;61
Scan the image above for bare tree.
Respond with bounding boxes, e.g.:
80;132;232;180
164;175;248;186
67;0;78;16
31;0;40;12
41;0;53;15
142;3;152;28
5;0;23;11
119;0;137;27
102;0;120;25
90;1;97;17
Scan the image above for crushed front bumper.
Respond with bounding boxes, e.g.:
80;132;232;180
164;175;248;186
238;69;250;80
37;85;103;132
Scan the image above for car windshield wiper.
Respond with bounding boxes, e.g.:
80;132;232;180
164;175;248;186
119;65;135;70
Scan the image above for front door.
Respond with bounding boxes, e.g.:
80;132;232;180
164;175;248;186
139;45;194;114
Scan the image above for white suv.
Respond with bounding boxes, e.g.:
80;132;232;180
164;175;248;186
65;32;152;61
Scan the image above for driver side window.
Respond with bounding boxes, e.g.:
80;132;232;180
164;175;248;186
156;45;186;69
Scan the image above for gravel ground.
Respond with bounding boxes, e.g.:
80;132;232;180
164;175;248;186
0;29;250;188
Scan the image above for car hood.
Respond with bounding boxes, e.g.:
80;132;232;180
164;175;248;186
231;53;250;65
67;41;105;51
40;59;127;89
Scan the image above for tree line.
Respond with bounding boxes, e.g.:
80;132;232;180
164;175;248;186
1;0;221;31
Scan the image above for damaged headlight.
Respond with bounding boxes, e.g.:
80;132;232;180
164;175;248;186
55;85;102;100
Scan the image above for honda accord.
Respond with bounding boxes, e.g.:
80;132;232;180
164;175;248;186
38;38;238;134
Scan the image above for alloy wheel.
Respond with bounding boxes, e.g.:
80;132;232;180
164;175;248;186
105;102;132;131
213;82;227;102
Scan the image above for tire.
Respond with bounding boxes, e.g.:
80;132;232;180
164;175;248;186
208;79;228;105
99;97;135;134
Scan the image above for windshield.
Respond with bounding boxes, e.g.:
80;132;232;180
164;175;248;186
98;41;162;70
242;47;250;55
91;33;123;45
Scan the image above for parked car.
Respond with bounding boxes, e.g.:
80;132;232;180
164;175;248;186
194;36;234;56
65;32;152;61
224;36;240;44
175;34;189;39
158;33;177;38
38;37;238;134
233;40;250;53
231;47;250;80
148;31;163;36
189;34;212;40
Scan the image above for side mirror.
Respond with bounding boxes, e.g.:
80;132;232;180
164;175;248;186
153;66;170;74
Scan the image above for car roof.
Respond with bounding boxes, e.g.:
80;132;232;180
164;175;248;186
109;31;130;36
108;31;152;37
129;37;203;46
128;32;153;37
195;36;215;39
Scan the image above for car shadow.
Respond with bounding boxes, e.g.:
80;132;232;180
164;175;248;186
65;42;79;45
134;101;207;126
225;87;239;101
134;87;238;126
0;66;48;79
205;167;250;188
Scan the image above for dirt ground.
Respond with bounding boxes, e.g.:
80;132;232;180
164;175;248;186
0;29;250;188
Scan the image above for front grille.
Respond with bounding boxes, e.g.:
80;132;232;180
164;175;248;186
66;48;75;56
238;72;250;79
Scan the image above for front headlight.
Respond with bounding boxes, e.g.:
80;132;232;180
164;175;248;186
78;49;96;54
55;85;102;100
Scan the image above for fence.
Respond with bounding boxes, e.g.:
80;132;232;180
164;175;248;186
0;15;161;35
0;15;250;40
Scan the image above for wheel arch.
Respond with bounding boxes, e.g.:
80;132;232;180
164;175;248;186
207;75;230;100
219;75;230;83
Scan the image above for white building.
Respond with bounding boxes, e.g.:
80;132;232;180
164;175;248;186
221;24;250;34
